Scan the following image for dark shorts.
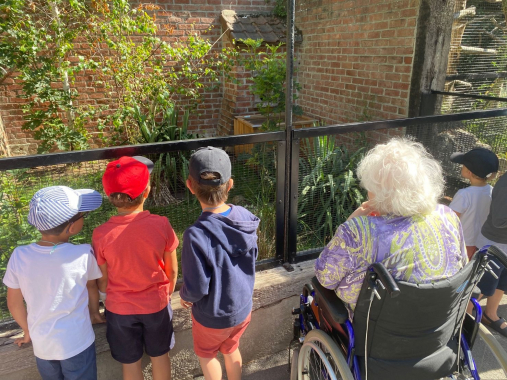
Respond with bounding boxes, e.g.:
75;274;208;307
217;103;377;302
106;304;175;364
36;342;97;380
477;256;507;297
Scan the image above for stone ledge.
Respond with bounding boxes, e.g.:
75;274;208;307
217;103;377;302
0;260;316;379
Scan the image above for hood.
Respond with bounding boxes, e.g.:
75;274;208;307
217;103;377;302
196;205;260;257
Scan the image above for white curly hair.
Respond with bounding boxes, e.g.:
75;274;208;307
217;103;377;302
357;138;444;216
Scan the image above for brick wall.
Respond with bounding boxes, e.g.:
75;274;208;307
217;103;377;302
0;0;274;156
1;0;438;156
294;0;420;126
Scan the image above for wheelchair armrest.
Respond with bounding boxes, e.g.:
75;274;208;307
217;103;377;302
311;277;349;326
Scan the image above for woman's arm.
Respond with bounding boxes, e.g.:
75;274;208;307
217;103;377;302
315;221;360;290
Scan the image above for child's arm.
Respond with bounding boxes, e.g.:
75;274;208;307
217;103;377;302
6;287;31;346
163;249;178;297
449;190;467;220
87;280;105;324
179;234;211;305
97;263;108;293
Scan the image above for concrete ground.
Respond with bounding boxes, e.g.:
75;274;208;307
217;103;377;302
188;296;507;380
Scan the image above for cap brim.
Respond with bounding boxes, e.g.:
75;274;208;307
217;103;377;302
133;156;154;173
450;152;465;164
75;189;103;212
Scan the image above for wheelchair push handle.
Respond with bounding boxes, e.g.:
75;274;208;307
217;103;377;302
486;245;507;268
370;263;401;298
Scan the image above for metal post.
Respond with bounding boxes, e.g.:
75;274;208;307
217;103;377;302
275;140;286;263
288;139;300;264
283;0;296;270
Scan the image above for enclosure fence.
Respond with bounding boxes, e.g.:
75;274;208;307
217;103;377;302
1;106;507;323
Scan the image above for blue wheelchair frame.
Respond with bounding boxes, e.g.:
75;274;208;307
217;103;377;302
295;246;496;380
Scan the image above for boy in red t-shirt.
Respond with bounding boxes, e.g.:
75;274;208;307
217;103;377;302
92;156;179;380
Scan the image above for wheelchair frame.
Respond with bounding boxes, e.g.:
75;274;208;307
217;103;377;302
290;245;507;380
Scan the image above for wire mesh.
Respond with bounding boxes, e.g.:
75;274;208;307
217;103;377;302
0;142;278;323
297;117;507;253
444;0;507;113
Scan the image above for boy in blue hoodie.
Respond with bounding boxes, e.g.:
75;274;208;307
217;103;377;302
180;147;260;380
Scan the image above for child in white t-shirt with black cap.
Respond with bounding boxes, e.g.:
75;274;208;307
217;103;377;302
449;147;499;259
2;185;103;380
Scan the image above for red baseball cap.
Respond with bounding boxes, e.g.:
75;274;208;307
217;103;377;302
102;156;150;199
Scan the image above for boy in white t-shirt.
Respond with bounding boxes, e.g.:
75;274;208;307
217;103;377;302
449;148;499;259
2;186;103;380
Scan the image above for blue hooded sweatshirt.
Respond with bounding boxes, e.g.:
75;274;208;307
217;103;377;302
180;205;260;329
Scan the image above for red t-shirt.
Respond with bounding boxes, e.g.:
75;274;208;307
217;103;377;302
92;211;179;315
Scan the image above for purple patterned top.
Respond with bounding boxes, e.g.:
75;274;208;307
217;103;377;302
315;204;467;313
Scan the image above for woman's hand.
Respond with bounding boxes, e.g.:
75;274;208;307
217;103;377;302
347;201;377;220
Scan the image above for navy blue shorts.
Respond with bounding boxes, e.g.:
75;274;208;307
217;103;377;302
106;304;175;364
477;256;507;297
36;342;97;380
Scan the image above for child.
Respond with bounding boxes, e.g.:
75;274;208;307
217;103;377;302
93;156;178;380
179;146;260;380
474;171;507;336
3;186;103;380
449;147;499;259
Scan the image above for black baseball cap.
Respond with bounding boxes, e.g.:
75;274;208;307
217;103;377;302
132;156;154;173
189;147;231;186
450;148;499;179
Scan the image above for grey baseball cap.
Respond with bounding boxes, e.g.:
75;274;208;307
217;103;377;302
189;147;231;186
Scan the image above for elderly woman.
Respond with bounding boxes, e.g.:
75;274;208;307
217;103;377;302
315;138;468;312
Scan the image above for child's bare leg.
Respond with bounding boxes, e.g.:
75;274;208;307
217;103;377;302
199;356;222;380
151;353;171;380
224;348;242;380
122;360;143;380
485;289;507;328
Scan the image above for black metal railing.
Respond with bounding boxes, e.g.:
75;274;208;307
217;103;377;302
1;105;507;322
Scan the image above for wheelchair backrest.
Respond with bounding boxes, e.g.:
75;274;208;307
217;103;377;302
353;252;485;361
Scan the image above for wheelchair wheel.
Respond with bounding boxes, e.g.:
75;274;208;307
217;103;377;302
298;329;354;380
290;347;299;380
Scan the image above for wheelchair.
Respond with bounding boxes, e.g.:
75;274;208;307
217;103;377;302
290;245;507;380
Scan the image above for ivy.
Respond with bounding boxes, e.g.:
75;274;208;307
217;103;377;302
0;0;238;152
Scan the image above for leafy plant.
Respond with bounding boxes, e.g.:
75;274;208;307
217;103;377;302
135;104;197;201
0;0;238;152
298;136;367;247
238;38;302;131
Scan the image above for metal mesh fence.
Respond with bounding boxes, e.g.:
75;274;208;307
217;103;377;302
444;0;507;113
0;142;278;322
296;116;507;254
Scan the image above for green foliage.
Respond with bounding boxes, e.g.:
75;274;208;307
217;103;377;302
265;0;286;18
0;0;238;152
238;38;302;131
298;136;366;247
135;105;197;197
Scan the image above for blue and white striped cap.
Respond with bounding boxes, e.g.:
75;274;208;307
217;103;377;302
28;186;103;231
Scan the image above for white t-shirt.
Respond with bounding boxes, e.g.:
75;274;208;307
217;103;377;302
449;185;493;247
2;243;102;360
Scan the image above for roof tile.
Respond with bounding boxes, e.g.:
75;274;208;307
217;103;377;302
220;10;302;45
